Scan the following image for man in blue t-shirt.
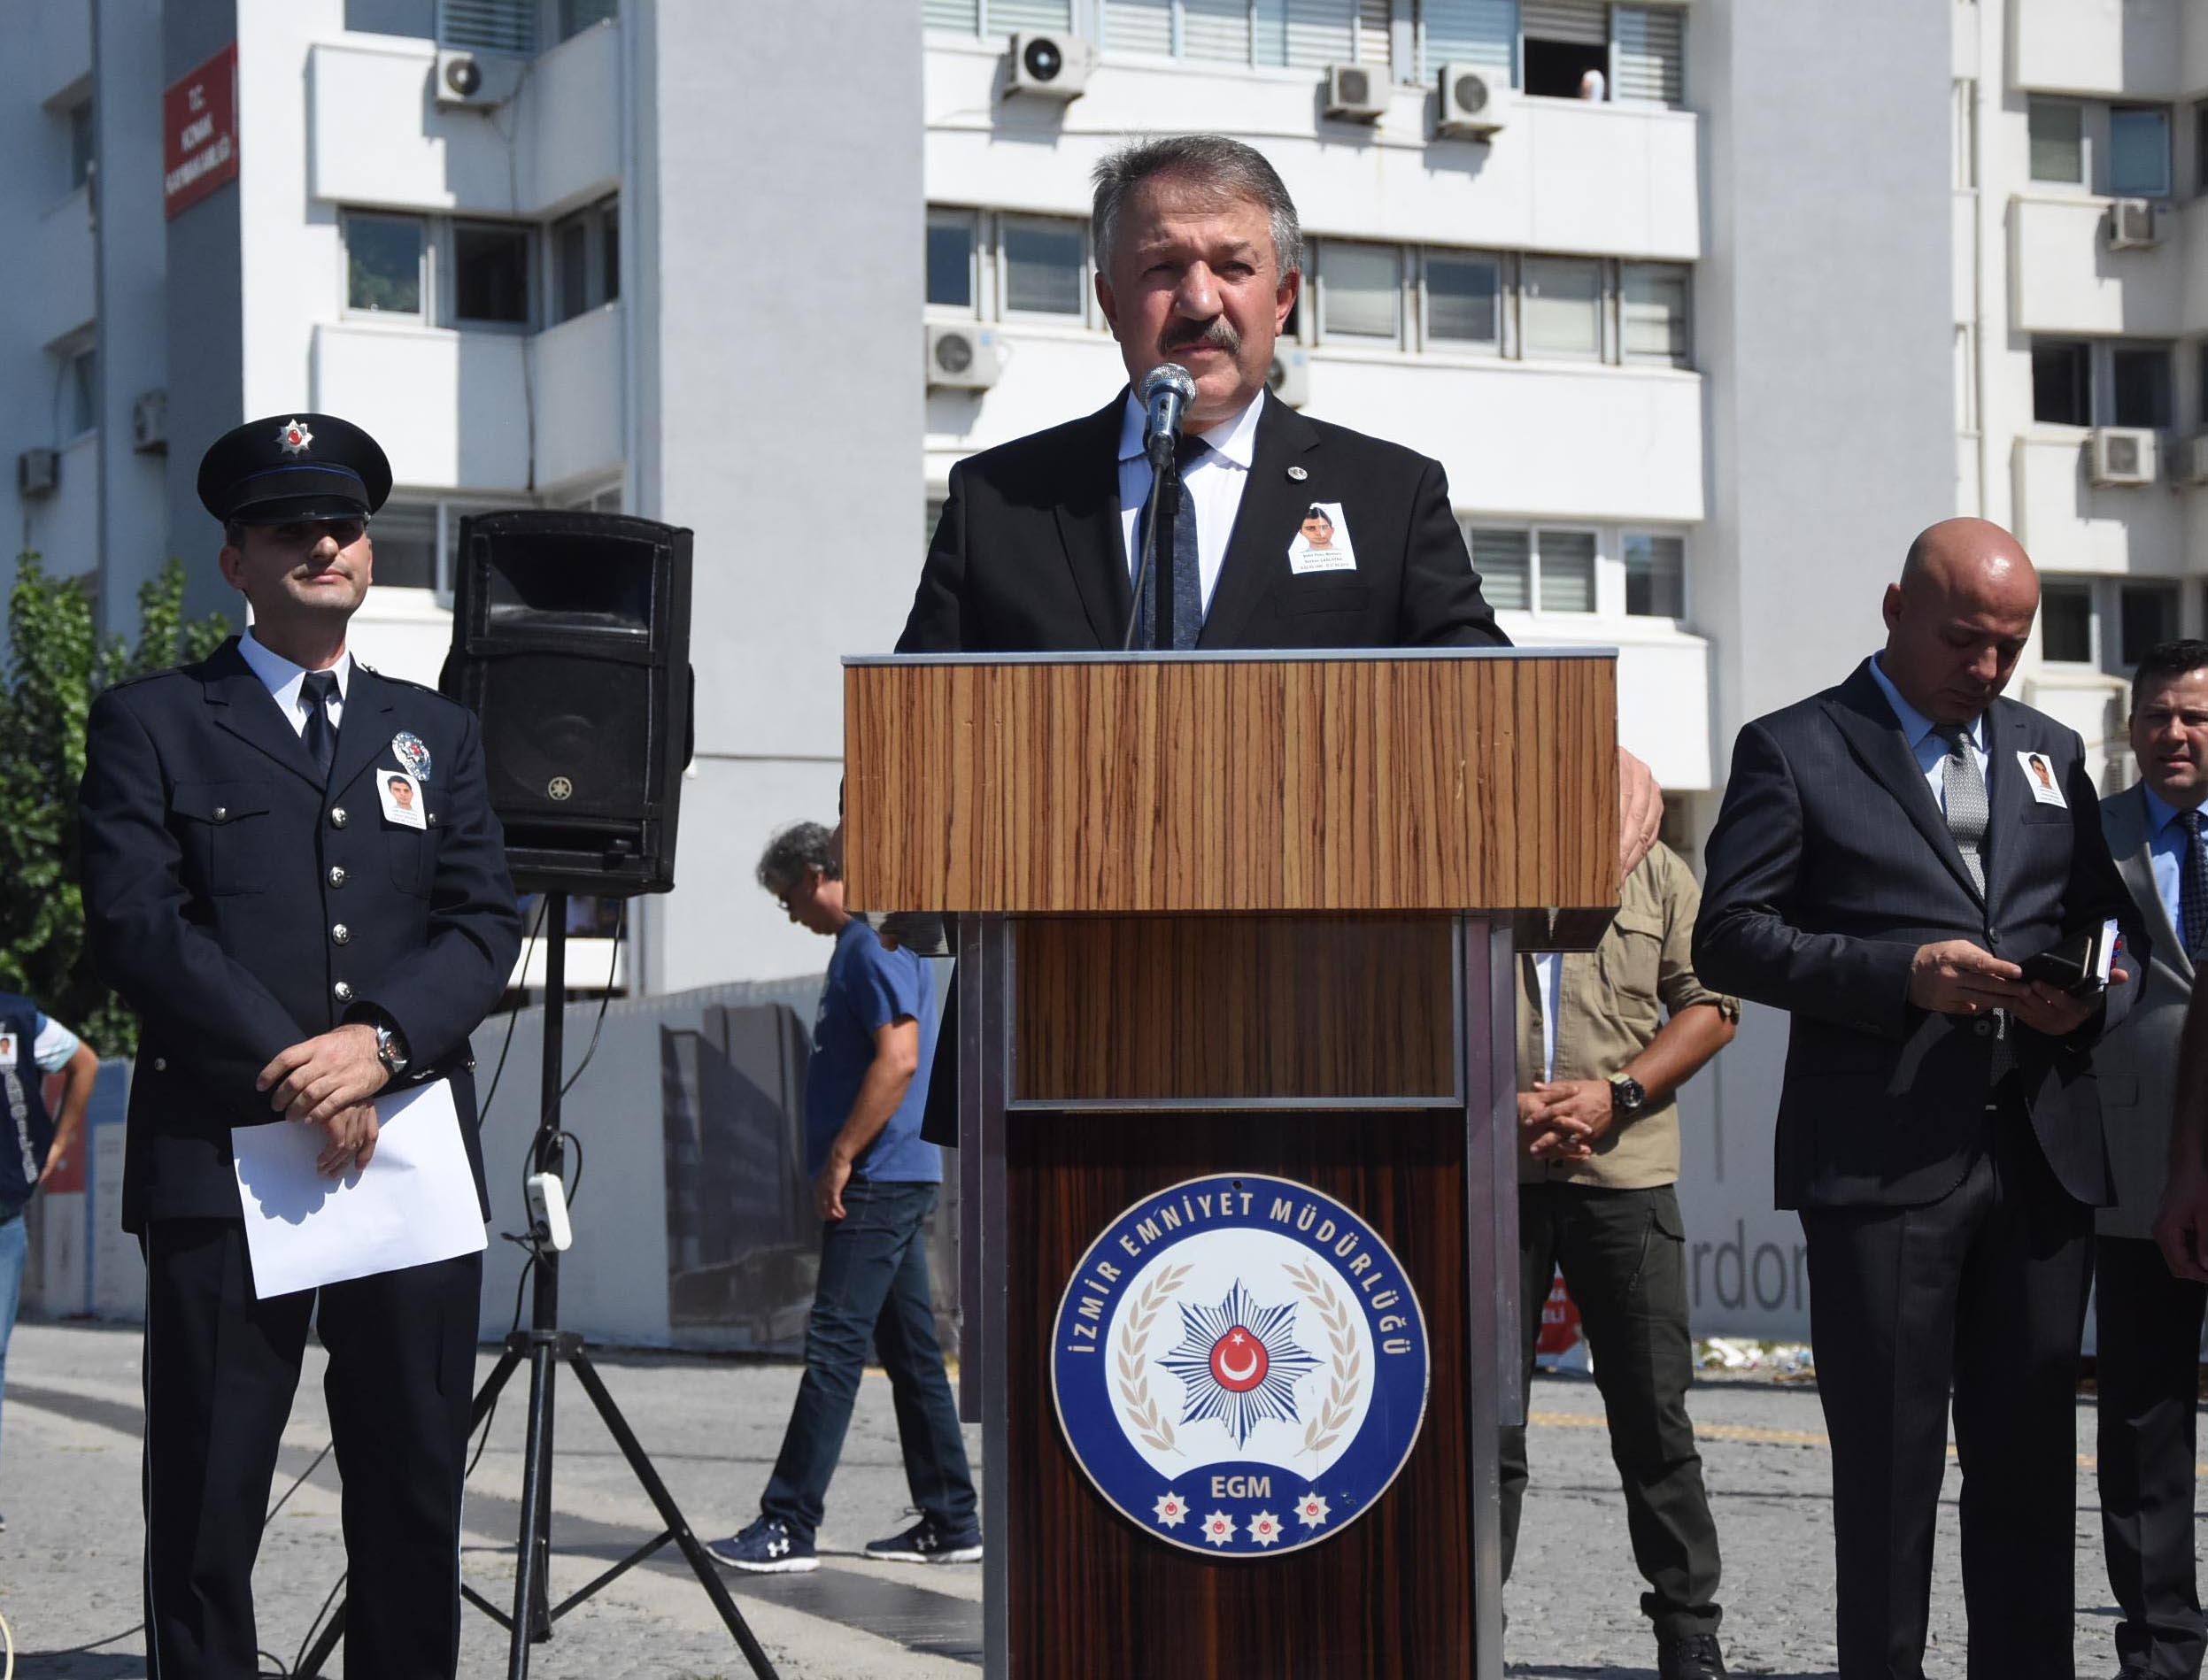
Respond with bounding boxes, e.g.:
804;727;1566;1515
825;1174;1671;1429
708;822;980;1574
0;991;100;1534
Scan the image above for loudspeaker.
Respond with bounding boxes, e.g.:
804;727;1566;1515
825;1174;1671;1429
440;510;693;897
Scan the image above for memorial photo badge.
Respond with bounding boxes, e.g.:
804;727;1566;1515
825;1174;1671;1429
1051;1174;1429;1558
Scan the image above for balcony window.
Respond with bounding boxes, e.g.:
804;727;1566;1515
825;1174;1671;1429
2108;107;2172;198
1538;529;1597;613
1182;0;1255;65
1424;251;1502;350
1465;525;1530;611
556;0;617;41
551;197;618;323
926;0;981;30
1419;0;1516;80
346;213;425;316
67;344;97;438
1624;533;1685;619
1621;263;1689;366
2028;99;2083;185
67;99;93;190
1521;257;1602;359
453;222;532;326
369;504;439;592
2030;339;2090;427
1319;243;1402;343
2040;582;2094;664
1002;218;1085;317
2121;583;2179;668
1612;6;1685;106
928;210;977;311
994;0;1075;29
1522;0;1608;97
439;0;534;53
2111;345;2173;429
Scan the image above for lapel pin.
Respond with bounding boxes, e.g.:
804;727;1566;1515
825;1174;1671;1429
1286;465;1308;482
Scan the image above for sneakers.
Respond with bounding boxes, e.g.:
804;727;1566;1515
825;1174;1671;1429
863;1513;984;1565
1657;1631;1726;1680
706;1515;817;1575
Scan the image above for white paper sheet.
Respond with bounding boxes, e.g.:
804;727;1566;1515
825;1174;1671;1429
232;1077;488;1299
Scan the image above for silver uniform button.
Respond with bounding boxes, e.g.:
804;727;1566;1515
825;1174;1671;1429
330;806;348;828
333;923;351;945
328;865;347;888
153;1057;167;1072
333;980;354;1003
212;805;228;822
428;813;438;827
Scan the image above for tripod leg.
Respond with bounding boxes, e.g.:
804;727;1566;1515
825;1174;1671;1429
506;1338;559;1680
564;1348;782;1680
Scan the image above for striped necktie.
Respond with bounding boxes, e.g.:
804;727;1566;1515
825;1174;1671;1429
1134;434;1208;651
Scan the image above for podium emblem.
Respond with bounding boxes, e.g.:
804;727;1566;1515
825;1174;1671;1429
1050;1173;1429;1558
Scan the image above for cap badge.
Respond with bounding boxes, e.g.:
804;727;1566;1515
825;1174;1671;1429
276;418;315;457
391;730;432;784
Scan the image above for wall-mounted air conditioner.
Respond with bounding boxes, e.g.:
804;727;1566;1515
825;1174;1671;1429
1436;63;1508;139
1324;64;1388;122
927;322;1002;391
2106;198;2159;250
2088;427;2157;487
434;49;525;108
1007;32;1096;100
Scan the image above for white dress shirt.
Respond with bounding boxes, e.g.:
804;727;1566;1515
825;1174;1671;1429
1116;388;1267;616
237;627;353;737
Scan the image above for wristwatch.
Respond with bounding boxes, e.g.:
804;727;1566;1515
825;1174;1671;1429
373;1020;411;1078
1609;1075;1647;1119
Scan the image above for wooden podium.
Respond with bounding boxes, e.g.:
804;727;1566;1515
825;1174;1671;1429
843;650;1617;1679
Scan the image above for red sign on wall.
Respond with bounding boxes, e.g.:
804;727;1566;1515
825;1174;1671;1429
163;42;238;220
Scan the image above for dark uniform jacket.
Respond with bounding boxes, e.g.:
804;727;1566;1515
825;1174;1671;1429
1693;659;2136;1212
79;637;521;1231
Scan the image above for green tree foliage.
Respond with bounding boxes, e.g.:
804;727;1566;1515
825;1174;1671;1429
0;552;230;1054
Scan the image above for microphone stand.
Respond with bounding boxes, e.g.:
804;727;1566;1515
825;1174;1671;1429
1121;434;1183;652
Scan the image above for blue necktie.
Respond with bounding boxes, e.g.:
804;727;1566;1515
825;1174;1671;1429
2181;810;2208;959
1134;435;1207;651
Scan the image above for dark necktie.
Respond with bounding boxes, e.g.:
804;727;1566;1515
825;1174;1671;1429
1134;434;1208;651
2182;810;2208;959
300;669;340;783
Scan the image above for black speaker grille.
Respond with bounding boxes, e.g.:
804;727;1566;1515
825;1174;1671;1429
475;654;652;817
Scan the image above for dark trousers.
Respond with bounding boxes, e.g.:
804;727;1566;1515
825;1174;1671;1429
143;1219;482;1680
2096;1233;2208;1677
1800;1110;2093;1680
760;1179;977;1544
1499;1182;1722;1639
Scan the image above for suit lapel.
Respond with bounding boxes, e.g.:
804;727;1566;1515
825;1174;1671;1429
330;665;399;800
202;639;325;790
1980;704;2035;914
1052;397;1132;650
1823;663;1984;904
1198;395;1322;651
2115;782;2194;983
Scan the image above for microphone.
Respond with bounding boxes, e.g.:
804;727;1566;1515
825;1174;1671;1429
1140;362;1196;466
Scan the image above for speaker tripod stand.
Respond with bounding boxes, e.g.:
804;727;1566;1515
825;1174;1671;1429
302;894;779;1680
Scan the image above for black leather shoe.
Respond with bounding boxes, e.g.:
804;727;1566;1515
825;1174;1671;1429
1657;1631;1726;1680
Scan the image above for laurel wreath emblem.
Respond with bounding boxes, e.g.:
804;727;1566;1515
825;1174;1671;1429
1116;1260;1193;1453
1283;1258;1361;1458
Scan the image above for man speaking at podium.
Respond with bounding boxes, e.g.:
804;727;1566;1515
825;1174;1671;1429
897;132;1659;855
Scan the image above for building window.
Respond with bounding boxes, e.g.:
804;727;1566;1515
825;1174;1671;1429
1612;6;1684;106
369;504;439;591
2121;583;2179;668
1620;263;1688;366
928;210;978;311
2108;106;2172;198
994;0;1075;31
926;0;981;31
1521;0;1609;98
552;197;618;323
1520;257;1603;359
1181;0;1255;66
1424;250;1503;351
2041;582;2094;664
1538;528;1597;613
1419;0;1517;81
1624;533;1684;618
346;213;426;315
1466;525;1530;610
66;343;97;438
555;0;617;42
439;0;535;53
2031;339;2091;426
67;98;93;190
1319;242;1402;343
452;222;532;326
1001;217;1085;317
2196;104;2208;199
2111;344;2173;428
2028;99;2084;185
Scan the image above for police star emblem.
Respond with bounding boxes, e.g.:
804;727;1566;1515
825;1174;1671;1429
391;730;433;784
276;418;314;456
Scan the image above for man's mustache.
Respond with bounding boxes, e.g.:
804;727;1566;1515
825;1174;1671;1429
1159;319;1239;358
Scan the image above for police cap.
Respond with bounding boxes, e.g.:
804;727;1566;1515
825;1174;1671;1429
196;413;392;526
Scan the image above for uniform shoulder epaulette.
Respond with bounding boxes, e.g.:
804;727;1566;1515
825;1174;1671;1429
96;662;202;698
358;663;460;705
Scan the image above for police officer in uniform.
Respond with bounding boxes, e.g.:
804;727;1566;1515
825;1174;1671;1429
78;413;521;1680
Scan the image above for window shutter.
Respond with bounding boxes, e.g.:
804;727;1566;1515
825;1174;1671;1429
439;0;535;52
1418;0;1515;81
990;0;1076;31
1537;530;1597;613
1467;527;1531;612
1104;0;1174;53
1279;0;1355;66
1183;0;1255;64
1357;0;1393;62
926;0;983;31
1521;0;1606;45
1613;5;1682;104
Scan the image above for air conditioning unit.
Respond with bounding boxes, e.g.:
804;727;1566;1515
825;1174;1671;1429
131;389;168;454
434;49;525;108
2088;426;2158;487
2106;198;2159;250
1006;32;1096;100
17;448;58;497
1324;63;1388;122
1436;62;1508;139
2181;432;2208;487
927;322;1001;391
1268;347;1310;408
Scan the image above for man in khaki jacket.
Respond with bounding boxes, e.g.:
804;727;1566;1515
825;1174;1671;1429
1501;841;1739;1680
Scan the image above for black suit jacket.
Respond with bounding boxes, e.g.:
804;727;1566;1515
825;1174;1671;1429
79;638;522;1230
899;390;1505;652
1693;659;2135;1212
